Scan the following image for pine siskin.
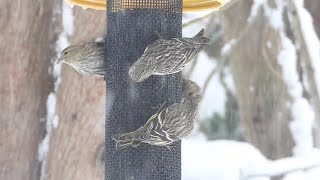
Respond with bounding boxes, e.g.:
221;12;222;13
111;77;202;149
56;41;105;76
129;29;211;82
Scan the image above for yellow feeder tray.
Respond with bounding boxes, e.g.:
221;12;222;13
65;0;224;12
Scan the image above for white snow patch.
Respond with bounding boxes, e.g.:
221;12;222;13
283;150;320;180
290;99;315;156
56;33;69;54
52;115;59;129
248;0;266;22
293;0;320;100
266;41;272;48
46;93;57;122
38;2;74;180
248;0;285;30
62;2;74;36
182;140;269;180
189;52;226;119
182;13;212;37
182;140;320;180
249;0;316;159
248;1;319;179
247;150;320;179
278;36;302;98
38;93;58;161
274;1;315;158
283;170;320;180
38;136;50;162
221;38;237;55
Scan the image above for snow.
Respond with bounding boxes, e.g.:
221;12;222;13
52;115;59;129
283;170;320;180
293;0;320;101
182;139;320;180
182;140;269;180
62;2;74;36
290;99;315;156
38;136;49;162
248;0;320;179
277;35;302;98
270;0;315;158
189;52;226;119
248;0;266;23
266;41;272;49
248;0;285;30
249;0;316;160
182;14;228;120
38;2;74;180
221;39;237;55
180;1;320;179
182;13;212;36
38;93;58;161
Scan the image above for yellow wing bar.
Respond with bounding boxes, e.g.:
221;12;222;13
64;0;224;12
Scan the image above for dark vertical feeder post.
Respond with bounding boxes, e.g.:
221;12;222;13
105;0;182;179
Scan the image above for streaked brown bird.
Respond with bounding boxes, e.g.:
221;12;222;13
56;41;105;76
129;29;211;82
111;77;202;150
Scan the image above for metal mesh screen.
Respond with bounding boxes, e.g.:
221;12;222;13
105;0;182;179
108;0;181;12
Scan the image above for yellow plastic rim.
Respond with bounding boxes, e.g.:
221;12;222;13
65;0;224;12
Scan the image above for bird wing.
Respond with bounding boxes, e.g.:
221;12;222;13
145;38;209;75
159;103;194;140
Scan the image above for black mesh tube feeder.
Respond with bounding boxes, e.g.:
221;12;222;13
63;0;224;179
105;1;183;179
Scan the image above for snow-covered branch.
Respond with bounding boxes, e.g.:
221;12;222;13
183;140;320;180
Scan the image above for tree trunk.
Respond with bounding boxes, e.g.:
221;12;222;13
221;0;294;159
304;0;320;148
0;1;61;179
0;1;106;179
44;7;105;180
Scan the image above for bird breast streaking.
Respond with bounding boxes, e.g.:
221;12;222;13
111;78;202;150
129;29;211;82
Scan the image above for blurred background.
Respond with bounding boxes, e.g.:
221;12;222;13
1;0;320;179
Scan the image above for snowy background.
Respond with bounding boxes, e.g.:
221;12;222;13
181;0;320;179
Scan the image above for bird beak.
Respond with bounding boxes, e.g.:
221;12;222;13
55;58;64;64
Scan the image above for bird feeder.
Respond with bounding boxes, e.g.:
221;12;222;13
65;0;224;11
65;0;224;179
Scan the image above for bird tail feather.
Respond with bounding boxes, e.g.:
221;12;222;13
112;133;143;150
193;28;205;38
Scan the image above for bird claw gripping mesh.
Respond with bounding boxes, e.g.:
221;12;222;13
64;0;224;11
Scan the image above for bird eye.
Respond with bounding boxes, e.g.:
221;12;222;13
63;51;69;55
